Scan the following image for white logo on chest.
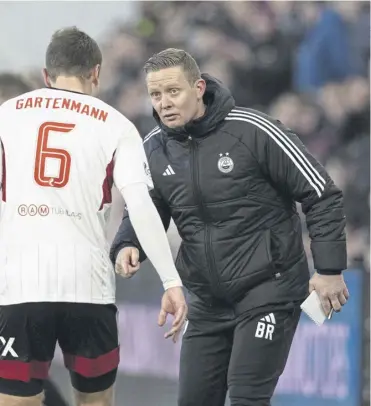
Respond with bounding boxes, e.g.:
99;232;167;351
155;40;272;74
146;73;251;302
217;153;234;173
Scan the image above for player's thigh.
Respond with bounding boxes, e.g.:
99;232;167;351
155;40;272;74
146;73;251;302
57;303;119;393
178;320;232;406
228;303;301;406
0;391;44;406
0;303;57;397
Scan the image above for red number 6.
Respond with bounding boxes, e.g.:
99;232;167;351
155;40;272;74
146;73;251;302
34;121;75;188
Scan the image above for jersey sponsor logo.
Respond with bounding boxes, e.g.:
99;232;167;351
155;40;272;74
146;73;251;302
217;153;234;173
255;313;276;340
17;204;82;220
0;337;18;357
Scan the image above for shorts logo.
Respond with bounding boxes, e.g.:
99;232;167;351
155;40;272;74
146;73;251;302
218;153;234;173
0;337;18;357
255;313;276;341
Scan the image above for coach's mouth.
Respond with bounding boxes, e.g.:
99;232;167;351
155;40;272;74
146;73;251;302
163;113;179;122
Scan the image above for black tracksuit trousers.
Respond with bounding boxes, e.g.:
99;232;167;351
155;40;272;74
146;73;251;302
178;297;301;406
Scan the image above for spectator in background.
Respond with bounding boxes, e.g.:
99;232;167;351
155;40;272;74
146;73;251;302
294;2;362;92
231;3;293;108
0;73;32;104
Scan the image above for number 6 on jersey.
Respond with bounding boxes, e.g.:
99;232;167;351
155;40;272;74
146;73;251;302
34;121;75;188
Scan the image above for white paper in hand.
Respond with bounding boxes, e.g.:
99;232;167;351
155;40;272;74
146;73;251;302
300;291;329;326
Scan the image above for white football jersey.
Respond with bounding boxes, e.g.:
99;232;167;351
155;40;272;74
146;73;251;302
0;88;153;305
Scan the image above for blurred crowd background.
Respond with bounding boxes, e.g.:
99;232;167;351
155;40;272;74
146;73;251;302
0;1;369;405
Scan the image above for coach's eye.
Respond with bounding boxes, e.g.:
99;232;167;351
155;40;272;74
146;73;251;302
150;92;161;98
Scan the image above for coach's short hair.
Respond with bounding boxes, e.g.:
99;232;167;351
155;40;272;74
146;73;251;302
143;48;201;84
45;26;102;81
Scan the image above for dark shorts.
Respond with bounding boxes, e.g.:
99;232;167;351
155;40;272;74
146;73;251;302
178;300;301;406
0;302;119;396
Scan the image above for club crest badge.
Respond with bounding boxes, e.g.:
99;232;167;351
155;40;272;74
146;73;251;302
217;153;234;173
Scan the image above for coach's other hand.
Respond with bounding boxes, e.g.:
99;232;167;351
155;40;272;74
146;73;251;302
158;286;188;343
115;247;140;278
309;272;349;316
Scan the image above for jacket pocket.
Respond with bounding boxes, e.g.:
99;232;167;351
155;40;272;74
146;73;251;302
270;216;305;270
220;229;277;300
216;229;275;283
246;228;276;280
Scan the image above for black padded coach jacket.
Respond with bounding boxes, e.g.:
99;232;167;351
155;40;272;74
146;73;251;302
110;74;347;309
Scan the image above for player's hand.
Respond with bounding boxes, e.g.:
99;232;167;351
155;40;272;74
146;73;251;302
158;286;188;343
309;272;349;316
115;247;140;278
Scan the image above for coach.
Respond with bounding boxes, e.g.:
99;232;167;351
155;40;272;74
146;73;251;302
110;49;349;406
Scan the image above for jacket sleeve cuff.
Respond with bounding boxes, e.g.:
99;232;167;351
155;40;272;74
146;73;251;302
311;241;347;272
317;269;343;275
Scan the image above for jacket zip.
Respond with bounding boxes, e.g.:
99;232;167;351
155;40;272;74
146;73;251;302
188;135;221;293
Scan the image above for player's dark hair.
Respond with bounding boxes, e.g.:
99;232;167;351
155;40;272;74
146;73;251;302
45;26;102;82
143;48;201;84
0;73;32;100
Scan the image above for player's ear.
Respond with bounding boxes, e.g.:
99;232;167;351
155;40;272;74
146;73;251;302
42;69;51;88
92;65;100;87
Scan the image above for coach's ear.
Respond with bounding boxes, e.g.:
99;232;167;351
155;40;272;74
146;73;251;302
42;68;52;87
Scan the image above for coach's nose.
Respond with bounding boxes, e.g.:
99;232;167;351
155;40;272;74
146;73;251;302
160;93;173;111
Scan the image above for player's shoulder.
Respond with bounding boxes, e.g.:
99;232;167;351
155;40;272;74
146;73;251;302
142;126;162;153
0;89;39;111
47;89;125;123
48;89;137;133
87;97;136;132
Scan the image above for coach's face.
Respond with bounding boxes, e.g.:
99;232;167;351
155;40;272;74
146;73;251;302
146;66;206;128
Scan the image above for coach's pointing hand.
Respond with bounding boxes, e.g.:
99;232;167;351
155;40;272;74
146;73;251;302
158;287;188;343
115;247;140;278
